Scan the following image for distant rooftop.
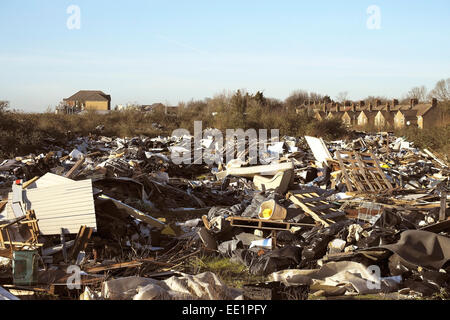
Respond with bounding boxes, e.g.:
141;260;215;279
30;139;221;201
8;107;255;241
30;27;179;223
64;90;111;102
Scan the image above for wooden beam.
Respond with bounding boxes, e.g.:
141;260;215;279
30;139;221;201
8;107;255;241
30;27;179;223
70;226;93;261
440;190;447;222
368;151;393;190
289;195;330;227
85;261;143;273
22;176;40;189
424;149;448;168
354;153;375;192
227;216;315;231
336;151;353;192
65;157;85;179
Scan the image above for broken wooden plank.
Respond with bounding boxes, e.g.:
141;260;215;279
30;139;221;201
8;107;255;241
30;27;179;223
440;190;447;222
424;149;448;168
0;201;7;213
369;151;394;191
288;192;343;225
65;157;85;179
98;194;165;229
336;151;354;192
22;176;40;189
69;225;94;261
85;261;143;273
355;153;375;192
289;195;330;227
227;216;315;231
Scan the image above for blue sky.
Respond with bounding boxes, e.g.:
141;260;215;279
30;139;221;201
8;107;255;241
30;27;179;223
0;0;449;112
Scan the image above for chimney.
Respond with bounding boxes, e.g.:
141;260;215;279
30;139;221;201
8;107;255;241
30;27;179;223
431;98;437;108
359;101;365;110
368;103;373;112
351;102;356;112
375;99;381;108
392;99;399;107
323;103;327;113
410;98;418;109
386;102;390;112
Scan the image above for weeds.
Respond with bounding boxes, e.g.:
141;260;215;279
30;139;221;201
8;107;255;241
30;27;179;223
395;124;450;160
2;90;449;161
186;255;266;288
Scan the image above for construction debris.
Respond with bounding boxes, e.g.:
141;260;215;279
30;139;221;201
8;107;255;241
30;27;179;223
0;131;448;300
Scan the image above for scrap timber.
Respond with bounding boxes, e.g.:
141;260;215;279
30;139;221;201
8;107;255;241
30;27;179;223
0;131;448;301
335;151;394;193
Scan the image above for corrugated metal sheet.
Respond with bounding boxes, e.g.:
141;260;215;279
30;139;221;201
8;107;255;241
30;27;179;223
7;179;96;235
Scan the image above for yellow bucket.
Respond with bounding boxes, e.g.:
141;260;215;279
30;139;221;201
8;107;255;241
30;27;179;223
258;200;287;221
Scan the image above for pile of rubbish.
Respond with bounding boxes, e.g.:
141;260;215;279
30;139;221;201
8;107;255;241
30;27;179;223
0;131;449;300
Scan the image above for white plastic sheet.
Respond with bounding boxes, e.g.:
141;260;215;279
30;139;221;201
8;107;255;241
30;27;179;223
102;272;243;300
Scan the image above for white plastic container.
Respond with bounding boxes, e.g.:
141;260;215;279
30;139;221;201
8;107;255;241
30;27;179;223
258;200;287;221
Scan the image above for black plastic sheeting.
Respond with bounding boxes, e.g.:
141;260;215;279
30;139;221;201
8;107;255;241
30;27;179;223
300;220;352;267
381;230;450;271
233;246;302;276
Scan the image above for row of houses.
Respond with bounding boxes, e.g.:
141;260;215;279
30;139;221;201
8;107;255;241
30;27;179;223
307;98;440;129
56;91;442;130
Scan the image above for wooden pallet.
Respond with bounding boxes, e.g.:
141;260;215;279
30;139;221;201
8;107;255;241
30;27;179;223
288;192;346;227
226;216;315;231
335;151;394;193
0;210;42;253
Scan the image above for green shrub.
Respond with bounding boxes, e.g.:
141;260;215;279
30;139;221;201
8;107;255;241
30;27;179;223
306;117;349;140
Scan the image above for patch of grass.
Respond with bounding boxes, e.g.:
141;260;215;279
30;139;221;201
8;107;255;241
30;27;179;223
185;255;267;289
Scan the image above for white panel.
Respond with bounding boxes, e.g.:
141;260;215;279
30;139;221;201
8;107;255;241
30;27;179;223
305;136;333;166
27;173;77;189
22;179;96;235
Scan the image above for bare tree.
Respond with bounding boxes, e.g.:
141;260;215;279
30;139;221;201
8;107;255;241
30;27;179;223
309;92;324;103
336;91;349;104
429;78;450;102
364;95;388;104
0;101;9;112
406;86;427;102
285;90;310;108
